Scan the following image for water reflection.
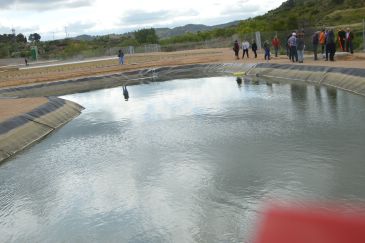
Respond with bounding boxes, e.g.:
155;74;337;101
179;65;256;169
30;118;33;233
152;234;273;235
122;86;129;101
290;83;308;116
1;77;365;242
236;77;242;88
326;87;338;119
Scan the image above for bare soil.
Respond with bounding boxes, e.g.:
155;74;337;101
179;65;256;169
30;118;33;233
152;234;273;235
0;97;48;123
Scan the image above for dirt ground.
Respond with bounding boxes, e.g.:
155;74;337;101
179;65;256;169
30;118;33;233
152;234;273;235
1;48;365;122
0;97;48;123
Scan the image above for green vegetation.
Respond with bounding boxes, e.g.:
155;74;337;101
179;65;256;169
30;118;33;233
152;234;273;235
0;0;364;59
159;0;365;47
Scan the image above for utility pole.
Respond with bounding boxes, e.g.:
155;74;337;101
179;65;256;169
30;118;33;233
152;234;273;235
11;27;16;42
363;19;365;52
65;26;68;38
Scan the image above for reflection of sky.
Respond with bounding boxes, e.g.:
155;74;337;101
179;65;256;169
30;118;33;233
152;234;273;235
64;77;248;123
2;77;365;242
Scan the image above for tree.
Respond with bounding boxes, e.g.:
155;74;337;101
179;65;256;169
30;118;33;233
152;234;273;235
29;33;41;42
16;33;27;43
134;28;159;44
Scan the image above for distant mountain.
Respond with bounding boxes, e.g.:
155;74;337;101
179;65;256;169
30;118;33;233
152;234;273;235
72;20;240;41
155;21;240;39
73;34;96;41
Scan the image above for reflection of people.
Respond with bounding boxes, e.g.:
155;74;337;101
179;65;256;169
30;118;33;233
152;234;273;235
236;77;242;87
123;86;129;101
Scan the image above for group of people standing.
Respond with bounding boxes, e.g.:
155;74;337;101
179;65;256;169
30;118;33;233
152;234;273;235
233;27;355;63
233;39;272;61
233;40;258;60
286;31;306;63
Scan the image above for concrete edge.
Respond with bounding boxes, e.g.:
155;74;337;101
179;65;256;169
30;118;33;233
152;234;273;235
248;63;365;97
0;97;84;164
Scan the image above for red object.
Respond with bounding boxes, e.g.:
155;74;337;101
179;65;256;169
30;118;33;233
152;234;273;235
254;205;365;243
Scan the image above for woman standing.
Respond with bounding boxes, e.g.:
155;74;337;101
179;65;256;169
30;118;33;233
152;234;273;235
233;40;240;60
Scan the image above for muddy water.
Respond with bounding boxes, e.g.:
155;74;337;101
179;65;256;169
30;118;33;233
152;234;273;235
1;77;365;242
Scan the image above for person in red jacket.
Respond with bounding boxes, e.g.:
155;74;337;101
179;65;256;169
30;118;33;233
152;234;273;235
272;36;280;57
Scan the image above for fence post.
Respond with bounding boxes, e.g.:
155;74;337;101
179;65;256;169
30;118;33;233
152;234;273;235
255;31;262;51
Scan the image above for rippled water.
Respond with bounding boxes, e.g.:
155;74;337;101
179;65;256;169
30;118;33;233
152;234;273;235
1;77;365;242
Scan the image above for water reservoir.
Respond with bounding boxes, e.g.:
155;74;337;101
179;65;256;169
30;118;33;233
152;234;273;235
1;76;365;242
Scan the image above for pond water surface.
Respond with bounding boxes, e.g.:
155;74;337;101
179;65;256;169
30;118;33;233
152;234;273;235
1;77;365;242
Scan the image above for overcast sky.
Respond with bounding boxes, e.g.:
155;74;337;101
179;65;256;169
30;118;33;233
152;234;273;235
0;0;286;40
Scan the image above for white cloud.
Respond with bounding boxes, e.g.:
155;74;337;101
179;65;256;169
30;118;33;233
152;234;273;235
0;0;93;10
0;0;286;40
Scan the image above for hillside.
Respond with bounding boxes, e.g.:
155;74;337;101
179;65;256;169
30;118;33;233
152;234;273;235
247;0;365;31
155;21;240;39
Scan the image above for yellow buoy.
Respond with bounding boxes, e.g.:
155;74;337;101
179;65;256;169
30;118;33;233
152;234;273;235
233;72;245;77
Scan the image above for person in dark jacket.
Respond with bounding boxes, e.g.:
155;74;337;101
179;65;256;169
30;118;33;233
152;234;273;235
233;40;240;59
251;40;258;58
263;40;270;62
326;29;336;61
312;31;319;60
337;29;346;51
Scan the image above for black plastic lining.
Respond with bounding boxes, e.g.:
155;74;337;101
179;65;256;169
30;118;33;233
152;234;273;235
0;97;66;135
256;63;365;77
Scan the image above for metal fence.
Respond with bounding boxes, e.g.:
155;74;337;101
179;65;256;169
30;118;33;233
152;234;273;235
2;25;364;62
